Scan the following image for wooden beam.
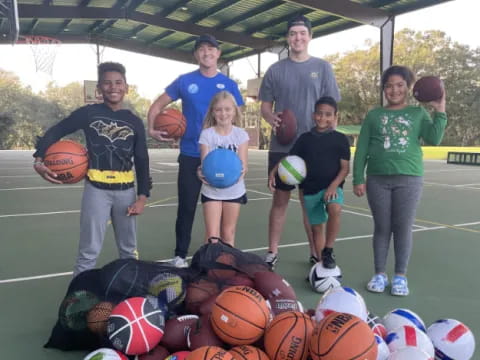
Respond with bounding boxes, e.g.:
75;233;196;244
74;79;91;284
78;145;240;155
17;4;281;50
284;0;390;28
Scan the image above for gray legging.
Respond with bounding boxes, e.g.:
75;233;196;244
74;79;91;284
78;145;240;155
366;175;423;275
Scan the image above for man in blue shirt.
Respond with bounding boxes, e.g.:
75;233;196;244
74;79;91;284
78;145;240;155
148;34;244;267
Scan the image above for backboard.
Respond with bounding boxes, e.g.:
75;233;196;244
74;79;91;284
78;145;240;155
84;80;103;104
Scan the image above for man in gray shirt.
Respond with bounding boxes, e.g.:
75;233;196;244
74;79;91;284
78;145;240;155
258;15;340;268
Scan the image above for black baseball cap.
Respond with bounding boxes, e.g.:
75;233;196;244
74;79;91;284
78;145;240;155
194;34;219;50
287;15;312;33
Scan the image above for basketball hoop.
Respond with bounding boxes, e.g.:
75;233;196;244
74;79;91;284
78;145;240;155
18;35;61;76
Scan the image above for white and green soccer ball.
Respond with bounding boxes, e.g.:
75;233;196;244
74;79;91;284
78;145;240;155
278;155;306;185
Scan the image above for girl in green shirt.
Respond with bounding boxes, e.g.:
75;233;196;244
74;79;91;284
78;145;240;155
353;65;447;296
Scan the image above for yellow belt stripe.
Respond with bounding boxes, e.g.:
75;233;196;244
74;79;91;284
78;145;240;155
87;169;134;184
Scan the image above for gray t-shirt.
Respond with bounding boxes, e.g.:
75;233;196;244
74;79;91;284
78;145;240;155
199;126;249;200
258;57;340;152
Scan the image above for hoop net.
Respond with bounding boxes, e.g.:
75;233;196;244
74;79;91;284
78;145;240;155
21;36;61;76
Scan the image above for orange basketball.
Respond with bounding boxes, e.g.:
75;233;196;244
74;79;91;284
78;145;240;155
43;140;88;183
154;108;186;138
210;286;270;345
186;346;232;360
230;345;270;360
264;311;313;360
86;301;114;335
309;312;377;360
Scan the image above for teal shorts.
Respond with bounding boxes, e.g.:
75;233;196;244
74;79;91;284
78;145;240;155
303;188;344;225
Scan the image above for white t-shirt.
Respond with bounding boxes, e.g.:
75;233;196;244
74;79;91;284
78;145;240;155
199;126;249;200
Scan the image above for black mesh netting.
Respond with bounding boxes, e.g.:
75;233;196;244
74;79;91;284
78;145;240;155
44;240;269;351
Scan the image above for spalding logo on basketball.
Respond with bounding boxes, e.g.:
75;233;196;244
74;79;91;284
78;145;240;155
44;140;88;183
278;155;306;185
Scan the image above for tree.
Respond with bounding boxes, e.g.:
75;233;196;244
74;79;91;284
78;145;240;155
330;29;480;145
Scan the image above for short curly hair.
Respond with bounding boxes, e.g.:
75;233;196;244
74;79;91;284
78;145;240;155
97;62;126;82
381;65;415;89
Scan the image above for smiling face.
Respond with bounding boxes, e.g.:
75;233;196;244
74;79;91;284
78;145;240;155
287;25;312;56
212;98;236;128
194;43;221;71
384;74;409;109
313;103;337;132
97;71;127;110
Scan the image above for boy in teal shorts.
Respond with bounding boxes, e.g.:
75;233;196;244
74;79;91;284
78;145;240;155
268;96;350;268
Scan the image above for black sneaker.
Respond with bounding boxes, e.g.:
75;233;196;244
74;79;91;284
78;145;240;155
321;248;336;269
309;255;319;265
264;251;278;269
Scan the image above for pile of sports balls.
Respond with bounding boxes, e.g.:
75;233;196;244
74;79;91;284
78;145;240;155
45;242;475;360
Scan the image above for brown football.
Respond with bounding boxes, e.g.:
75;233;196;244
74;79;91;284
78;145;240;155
413;76;444;102
276;109;297;145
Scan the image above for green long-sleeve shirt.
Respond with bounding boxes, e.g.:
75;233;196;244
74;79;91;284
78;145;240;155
353;105;447;185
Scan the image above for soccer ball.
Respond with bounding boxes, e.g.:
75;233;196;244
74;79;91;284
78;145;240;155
427;319;475;360
315;286;368;322
308;262;342;293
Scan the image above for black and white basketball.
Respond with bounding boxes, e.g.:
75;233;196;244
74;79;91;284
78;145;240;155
308;263;342;293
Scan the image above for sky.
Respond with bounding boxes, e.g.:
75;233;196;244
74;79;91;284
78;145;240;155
0;0;478;101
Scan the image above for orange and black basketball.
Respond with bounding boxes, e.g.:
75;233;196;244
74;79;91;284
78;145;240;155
309;312;377;360
230;345;270;360
186;346;231;360
154;108;186;138
43;140;88;183
210;286;270;345
264;311;313;360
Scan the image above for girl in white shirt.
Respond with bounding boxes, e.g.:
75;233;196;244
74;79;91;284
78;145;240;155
197;91;249;246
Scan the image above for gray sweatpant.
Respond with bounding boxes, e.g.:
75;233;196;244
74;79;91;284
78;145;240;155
74;181;137;276
366;175;423;275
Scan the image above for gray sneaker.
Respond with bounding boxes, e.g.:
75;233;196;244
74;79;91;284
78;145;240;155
264;251;278;269
169;256;188;268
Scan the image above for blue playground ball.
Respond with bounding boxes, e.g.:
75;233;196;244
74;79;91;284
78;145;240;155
202;148;242;188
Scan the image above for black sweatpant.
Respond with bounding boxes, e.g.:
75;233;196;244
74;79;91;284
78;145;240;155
174;154;202;258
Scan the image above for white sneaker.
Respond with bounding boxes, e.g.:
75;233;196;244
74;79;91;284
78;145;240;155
169;256;188;268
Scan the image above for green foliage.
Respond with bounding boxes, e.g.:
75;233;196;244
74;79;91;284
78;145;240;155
0;70;152;149
1;30;479;149
331;29;480;145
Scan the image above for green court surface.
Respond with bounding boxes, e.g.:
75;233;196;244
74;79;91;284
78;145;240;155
1;149;479;359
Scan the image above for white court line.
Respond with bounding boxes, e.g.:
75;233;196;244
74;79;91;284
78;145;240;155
424;168;480;173
454;183;480;187
156;162;178;166
150;167;165;173
0;224;466;284
0;181;176;191
0;174;38;178
0;210;80;218
424;181;480;190
0;185;83;191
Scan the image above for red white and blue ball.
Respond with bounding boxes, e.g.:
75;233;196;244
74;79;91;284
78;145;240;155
385;325;434;358
315;286;368;322
375;334;390;360
427;318;475;360
387;347;433;360
383;308;426;333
